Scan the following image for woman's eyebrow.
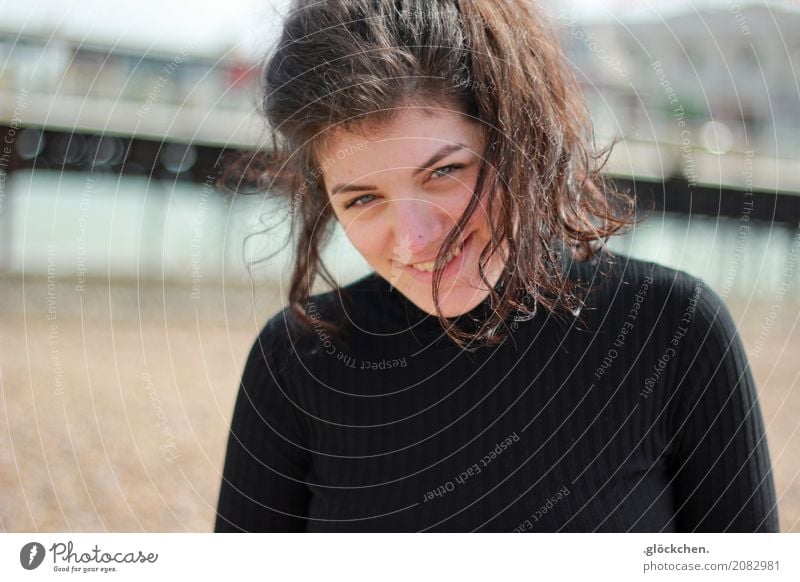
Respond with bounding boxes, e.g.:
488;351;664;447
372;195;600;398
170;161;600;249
329;143;468;196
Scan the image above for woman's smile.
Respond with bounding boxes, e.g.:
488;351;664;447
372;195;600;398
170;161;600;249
395;229;473;284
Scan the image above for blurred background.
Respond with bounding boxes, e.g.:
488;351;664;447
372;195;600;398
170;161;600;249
1;0;798;532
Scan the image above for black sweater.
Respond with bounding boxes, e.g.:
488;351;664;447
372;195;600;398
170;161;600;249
214;252;779;532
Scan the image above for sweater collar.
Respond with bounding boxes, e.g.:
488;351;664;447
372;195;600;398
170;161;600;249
366;272;510;345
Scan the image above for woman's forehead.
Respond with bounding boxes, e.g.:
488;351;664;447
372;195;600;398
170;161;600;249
317;108;483;166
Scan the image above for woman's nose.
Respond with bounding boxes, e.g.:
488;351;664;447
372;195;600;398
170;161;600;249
391;198;449;256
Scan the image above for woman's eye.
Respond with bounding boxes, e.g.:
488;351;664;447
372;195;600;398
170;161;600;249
344;194;377;210
430;164;463;179
342;165;464;210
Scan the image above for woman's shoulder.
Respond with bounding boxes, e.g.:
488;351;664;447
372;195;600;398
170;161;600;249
570;249;695;291
252;271;385;356
572;250;736;338
568;252;730;319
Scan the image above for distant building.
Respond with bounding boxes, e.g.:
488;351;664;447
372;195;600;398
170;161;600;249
559;1;800;158
0;31;261;147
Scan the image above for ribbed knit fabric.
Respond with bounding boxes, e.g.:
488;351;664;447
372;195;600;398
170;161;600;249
214;251;779;532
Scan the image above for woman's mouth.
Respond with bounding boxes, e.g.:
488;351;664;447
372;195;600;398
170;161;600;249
398;231;474;284
408;237;465;273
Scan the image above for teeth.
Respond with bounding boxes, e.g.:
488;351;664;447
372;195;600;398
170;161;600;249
409;240;463;273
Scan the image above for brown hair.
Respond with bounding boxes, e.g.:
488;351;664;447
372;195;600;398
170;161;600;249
223;0;638;351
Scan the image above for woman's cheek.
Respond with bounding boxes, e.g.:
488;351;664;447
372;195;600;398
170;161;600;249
345;225;383;263
450;185;486;227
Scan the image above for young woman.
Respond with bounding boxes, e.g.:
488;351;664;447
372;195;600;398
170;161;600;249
214;0;779;532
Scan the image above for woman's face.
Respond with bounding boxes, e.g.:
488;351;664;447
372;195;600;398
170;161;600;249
319;104;508;318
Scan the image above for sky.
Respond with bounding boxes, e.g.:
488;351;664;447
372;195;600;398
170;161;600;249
0;0;796;58
0;0;289;58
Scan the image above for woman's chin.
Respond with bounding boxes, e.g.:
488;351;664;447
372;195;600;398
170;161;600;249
413;284;492;318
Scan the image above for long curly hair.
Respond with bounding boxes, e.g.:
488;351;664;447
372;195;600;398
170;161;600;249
222;0;638;350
